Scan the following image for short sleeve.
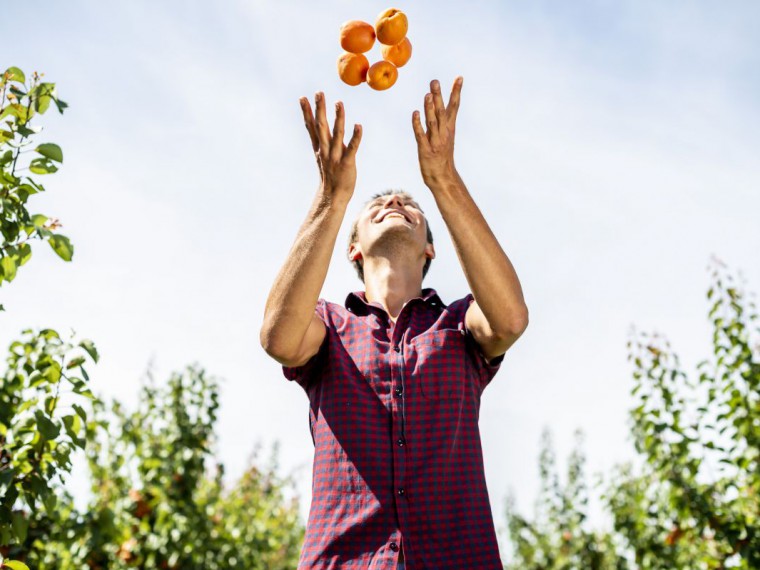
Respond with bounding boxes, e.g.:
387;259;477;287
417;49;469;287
281;298;329;389
459;293;505;391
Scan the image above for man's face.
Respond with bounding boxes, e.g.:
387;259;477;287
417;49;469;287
348;192;434;268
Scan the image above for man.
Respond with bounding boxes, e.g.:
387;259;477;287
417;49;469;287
260;77;528;569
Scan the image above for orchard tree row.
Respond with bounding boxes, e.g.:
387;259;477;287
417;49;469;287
505;258;759;569
0;66;303;570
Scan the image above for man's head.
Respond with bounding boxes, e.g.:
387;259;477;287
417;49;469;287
347;189;435;283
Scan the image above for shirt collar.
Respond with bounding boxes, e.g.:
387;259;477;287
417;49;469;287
345;287;445;313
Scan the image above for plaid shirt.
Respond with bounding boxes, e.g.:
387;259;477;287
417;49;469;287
282;288;505;569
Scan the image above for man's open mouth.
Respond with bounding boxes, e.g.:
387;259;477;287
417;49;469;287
378;211;411;223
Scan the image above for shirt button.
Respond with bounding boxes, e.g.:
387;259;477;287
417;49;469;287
397;437;405;447
390;542;399;552
397;488;405;496
394;387;403;397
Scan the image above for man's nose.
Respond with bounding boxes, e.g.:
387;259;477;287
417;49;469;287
384;194;404;208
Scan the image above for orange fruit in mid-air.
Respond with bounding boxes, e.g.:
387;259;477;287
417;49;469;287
340;20;375;53
380;37;412;67
366;60;398;90
375;8;408;45
337;52;370;86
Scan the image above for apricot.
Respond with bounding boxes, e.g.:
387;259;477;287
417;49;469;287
337;52;370;86
381;37;412;68
375;8;408;46
367;60;398;91
340;20;376;54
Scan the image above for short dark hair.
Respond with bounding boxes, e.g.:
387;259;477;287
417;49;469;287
347;189;434;283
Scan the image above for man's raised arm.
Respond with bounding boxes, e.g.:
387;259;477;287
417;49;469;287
260;92;362;367
411;77;528;362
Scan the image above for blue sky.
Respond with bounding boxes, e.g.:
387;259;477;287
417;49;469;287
3;0;760;560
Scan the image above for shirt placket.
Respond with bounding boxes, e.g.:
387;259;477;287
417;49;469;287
389;303;411;565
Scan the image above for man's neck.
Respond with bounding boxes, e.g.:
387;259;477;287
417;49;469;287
363;260;423;321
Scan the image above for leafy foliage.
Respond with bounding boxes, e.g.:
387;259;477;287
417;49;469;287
1;65;304;570
0;65;85;570
505;429;629;570
0;328;98;566
605;257;760;568
5;365;304;570
505;258;760;569
0;66;71;310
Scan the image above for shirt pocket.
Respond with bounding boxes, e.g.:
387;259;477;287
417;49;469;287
413;329;468;400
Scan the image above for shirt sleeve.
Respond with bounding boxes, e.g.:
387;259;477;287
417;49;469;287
460;293;505;391
281;298;329;390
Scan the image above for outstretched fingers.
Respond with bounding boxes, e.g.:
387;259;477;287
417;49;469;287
314;92;331;156
330;101;345;161
302;93;361;163
345;124;363;159
430;80;448;134
423;93;440;145
447;76;463;124
300;97;319;153
412;110;429;151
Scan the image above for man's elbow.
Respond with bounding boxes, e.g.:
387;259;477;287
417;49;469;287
514;307;529;334
500;306;529;339
259;323;294;364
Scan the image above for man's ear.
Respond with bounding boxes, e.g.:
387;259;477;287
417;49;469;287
348;242;363;263
425;242;436;260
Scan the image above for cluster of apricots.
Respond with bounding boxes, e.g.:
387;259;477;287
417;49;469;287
337;8;412;91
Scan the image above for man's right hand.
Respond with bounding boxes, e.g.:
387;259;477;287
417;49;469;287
300;92;362;203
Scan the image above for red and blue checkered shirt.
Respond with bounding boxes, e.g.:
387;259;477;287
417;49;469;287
282;287;505;569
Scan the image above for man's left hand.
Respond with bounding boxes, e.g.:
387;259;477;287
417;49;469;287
412;77;463;190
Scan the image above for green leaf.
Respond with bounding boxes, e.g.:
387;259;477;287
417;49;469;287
54;98;69;113
42;491;57;515
45;395;57;415
9;85;27;98
79;339;99;363
33;83;56;114
48;234;73;261
17;242;32;266
10;511;29;542
29;157;59;174
41;360;62;384
66;356;86;369
63;414;85;449
0;103;29;123
35;410;61;440
0;255;17;282
5;66;26;83
40;328;61;340
35;143;63;163
4;560;31;570
72;403;87;423
16;124;38;137
0;468;15;496
31;214;48;227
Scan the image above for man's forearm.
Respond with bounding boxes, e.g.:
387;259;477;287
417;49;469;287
429;170;528;335
260;189;348;359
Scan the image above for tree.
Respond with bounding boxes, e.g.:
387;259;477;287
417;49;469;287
1;65;95;570
24;364;304;570
0;66;71;305
505;429;628;570
605;256;759;568
1;65;304;569
505;257;760;569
